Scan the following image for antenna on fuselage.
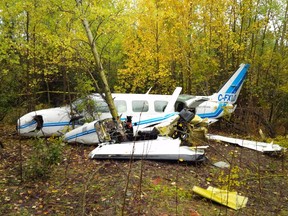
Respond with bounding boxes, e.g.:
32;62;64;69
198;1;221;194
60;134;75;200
145;87;153;94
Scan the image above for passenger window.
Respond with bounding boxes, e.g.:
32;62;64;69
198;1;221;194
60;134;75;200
132;100;149;112
154;101;168;112
115;100;127;113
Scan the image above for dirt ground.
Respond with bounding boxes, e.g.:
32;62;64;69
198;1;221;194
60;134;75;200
0;123;288;216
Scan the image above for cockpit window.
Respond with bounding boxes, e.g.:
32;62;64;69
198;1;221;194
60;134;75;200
154;100;168;112
72;97;127;114
72;97;96;112
132;100;149;112
72;97;110;114
94;101;110;113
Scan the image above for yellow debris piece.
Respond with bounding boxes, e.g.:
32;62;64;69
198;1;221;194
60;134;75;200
190;115;203;124
192;186;248;210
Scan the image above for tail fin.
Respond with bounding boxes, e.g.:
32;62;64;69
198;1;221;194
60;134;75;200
211;63;250;104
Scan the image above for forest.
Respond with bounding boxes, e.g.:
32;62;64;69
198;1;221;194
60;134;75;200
1;1;288;215
0;0;288;137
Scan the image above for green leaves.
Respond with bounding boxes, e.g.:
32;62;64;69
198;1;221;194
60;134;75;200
25;137;65;180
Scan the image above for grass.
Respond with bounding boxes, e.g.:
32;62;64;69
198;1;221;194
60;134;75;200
0;123;288;215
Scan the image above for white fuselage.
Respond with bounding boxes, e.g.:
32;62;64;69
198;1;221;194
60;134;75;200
17;92;230;138
17;63;250;138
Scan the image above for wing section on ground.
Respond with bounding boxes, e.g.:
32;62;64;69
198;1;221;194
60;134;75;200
207;134;284;153
88;137;207;162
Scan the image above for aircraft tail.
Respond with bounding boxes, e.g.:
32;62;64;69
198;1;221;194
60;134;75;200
211;63;250;104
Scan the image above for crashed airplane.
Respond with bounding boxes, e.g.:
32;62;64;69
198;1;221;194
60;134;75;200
17;63;284;160
20;63;282;161
17;63;250;139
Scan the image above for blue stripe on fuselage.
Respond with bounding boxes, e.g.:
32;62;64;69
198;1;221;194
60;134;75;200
125;113;178;126
18;120;37;129
18;121;74;130
43;122;71;127
197;103;228;119
65;128;96;141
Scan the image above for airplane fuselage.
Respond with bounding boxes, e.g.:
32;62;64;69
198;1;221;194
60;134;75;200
17;92;229;137
17;63;250;138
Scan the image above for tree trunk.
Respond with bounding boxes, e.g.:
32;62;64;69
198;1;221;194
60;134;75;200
75;0;119;122
75;0;124;139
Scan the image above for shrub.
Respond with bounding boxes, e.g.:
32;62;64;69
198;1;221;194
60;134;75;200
25;136;65;180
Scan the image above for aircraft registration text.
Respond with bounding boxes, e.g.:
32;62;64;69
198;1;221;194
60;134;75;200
218;94;236;102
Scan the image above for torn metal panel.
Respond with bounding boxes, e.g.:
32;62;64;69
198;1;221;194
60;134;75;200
192;186;248;210
155;110;208;147
207;134;284;153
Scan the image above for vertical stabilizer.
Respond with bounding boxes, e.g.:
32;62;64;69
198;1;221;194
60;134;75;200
211;63;250;104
